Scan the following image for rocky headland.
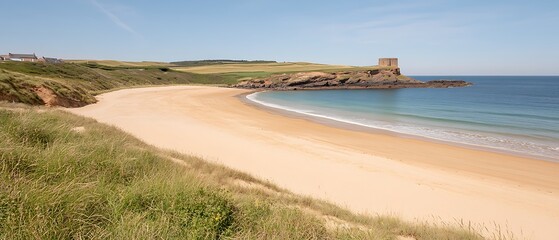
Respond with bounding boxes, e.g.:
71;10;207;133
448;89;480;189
232;68;471;90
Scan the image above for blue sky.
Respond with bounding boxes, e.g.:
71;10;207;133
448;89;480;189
1;0;558;75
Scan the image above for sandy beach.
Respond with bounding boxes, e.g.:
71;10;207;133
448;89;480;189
68;86;559;239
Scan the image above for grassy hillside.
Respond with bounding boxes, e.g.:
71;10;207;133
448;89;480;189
0;104;484;239
0;61;387;107
0;61;235;107
173;62;389;81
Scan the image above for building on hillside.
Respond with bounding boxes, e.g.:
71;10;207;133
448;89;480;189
38;56;64;64
0;55;7;61
378;58;398;67
6;53;39;62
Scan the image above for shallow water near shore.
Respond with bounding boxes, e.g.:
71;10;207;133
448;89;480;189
247;76;559;161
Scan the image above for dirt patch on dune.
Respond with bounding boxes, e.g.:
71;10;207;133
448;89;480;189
34;87;88;108
34;87;57;106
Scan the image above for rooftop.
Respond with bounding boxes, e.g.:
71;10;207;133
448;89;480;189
8;53;37;59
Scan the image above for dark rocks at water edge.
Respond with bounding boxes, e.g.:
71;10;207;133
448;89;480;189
231;68;471;90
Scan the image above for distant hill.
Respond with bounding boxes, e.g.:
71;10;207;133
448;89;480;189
171;59;277;67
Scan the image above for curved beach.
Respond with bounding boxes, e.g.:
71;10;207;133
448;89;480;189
69;86;559;239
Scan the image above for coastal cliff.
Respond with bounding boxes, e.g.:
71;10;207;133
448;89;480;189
232;68;471;90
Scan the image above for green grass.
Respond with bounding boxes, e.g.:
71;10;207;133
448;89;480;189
172;62;385;74
218;71;278;82
66;59;172;67
171;60;277;67
172;62;394;82
0;61;237;106
0;69;97;105
0;104;488;239
0;61;235;87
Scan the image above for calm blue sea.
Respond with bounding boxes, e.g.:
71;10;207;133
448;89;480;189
247;76;559;161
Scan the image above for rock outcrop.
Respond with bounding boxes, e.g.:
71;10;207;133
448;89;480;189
232;68;471;90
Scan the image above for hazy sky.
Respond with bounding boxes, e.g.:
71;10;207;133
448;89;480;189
2;0;558;75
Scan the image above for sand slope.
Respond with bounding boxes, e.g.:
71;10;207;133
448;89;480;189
68;86;559;239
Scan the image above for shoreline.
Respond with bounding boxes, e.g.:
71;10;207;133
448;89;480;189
68;85;559;239
240;91;558;163
236;89;559;194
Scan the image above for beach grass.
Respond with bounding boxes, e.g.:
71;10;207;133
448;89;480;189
0;103;486;239
0;61;237;106
0;61;235;87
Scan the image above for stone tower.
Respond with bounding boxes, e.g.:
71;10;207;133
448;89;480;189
378;58;398;67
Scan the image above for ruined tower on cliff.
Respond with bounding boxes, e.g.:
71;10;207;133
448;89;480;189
378;58;398;67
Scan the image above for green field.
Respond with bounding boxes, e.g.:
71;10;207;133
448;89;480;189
173;62;390;81
65;59;390;82
66;59;172;67
0;104;485;239
172;62;358;74
171;59;278;67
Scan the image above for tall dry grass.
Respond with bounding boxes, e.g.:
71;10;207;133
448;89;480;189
0;105;488;239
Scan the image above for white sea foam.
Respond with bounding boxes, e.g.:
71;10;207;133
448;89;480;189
247;92;406;132
246;92;559;161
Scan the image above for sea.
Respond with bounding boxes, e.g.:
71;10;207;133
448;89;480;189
246;76;559;162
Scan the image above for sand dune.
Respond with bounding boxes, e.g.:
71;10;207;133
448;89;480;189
68;86;559;239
